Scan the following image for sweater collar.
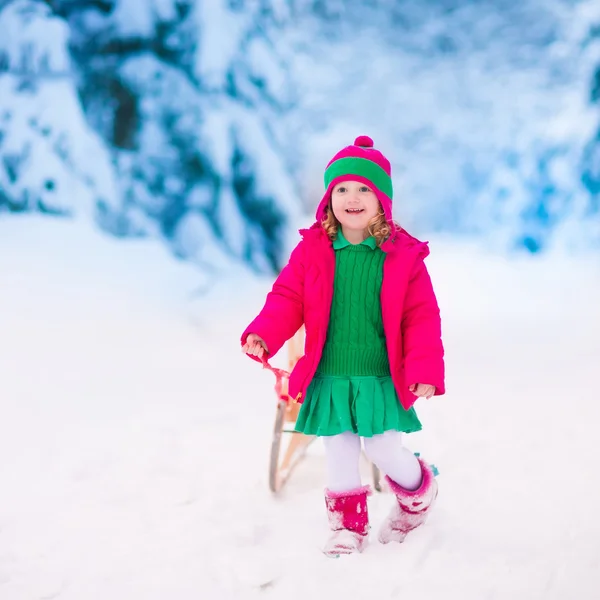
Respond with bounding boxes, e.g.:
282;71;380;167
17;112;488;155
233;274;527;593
299;221;430;260
333;229;377;250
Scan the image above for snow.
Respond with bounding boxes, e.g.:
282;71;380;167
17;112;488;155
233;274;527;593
193;1;250;90
0;1;70;73
1;214;599;599
0;2;118;218
110;0;178;39
0;75;118;215
0;0;301;274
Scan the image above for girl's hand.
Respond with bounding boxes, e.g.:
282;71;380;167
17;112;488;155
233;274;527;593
242;333;268;359
409;383;436;399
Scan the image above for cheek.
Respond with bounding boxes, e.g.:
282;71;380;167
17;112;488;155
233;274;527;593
330;197;345;218
366;197;380;217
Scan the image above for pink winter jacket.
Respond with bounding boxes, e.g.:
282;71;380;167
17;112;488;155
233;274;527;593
241;223;445;410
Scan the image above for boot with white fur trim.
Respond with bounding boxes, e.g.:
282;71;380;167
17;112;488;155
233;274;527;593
378;458;438;544
323;485;371;557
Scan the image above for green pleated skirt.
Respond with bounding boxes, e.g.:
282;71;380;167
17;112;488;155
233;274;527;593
294;374;422;438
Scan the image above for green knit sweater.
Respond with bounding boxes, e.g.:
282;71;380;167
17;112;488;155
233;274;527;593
316;230;390;377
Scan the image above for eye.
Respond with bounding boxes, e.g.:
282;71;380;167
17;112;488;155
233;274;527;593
336;186;347;193
359;186;371;193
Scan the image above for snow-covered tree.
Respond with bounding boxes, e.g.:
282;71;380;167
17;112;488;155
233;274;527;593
282;0;600;253
51;0;301;273
0;0;117;217
2;0;600;263
581;10;600;223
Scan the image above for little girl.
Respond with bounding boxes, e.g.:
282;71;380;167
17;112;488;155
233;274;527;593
241;135;445;556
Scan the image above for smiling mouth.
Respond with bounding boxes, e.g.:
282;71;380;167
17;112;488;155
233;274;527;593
345;208;364;214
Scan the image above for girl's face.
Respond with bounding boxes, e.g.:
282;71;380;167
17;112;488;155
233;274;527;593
330;180;380;239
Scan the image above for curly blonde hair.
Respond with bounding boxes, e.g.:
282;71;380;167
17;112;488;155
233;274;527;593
321;201;398;247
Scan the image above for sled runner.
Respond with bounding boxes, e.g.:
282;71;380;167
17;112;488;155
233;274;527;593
262;327;383;494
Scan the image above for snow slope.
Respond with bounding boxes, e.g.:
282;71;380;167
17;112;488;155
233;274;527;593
1;216;599;599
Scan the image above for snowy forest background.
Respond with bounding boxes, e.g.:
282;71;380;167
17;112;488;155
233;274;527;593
1;0;600;277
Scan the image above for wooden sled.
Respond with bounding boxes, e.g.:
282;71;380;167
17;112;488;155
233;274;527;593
268;327;382;494
268;327;314;493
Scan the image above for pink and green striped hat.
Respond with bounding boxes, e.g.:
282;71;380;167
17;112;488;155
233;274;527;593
315;135;394;223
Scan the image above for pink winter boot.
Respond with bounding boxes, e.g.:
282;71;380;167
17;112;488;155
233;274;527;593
379;458;438;544
323;485;371;556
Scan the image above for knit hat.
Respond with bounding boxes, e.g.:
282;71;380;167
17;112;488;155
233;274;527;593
315;135;394;223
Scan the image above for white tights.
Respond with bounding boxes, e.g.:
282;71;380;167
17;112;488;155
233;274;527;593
322;431;422;492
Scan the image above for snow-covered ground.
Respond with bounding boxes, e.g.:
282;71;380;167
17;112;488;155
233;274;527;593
1;215;599;599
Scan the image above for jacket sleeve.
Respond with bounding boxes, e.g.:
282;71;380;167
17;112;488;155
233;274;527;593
241;240;305;360
401;258;445;395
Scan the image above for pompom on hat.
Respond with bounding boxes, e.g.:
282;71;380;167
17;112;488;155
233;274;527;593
315;135;394;224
